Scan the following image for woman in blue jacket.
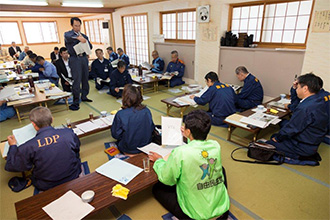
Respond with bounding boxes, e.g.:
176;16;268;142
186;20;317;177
111;84;155;154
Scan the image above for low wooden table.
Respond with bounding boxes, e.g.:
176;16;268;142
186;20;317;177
15;154;158;220
6;84;70;122
132;76;170;96
161;94;190;118
224;97;290;146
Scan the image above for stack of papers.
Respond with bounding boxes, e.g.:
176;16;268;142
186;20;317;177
161;116;183;146
268;99;291;109
42;190;95;220
224;113;250;129
138;142;177;157
161;75;172;80
75;121;100;133
173;95;197;107
3;123;37;157
44;87;68;97
240;112;280;128
96;158;143;185
146;73;163;78
73;127;84;136
0;87;16;100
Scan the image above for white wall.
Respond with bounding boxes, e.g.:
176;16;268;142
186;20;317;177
301;0;330;91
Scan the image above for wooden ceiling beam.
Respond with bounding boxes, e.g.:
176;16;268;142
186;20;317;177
0;5;115;13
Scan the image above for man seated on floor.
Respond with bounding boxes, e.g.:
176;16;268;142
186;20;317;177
0;86;16;122
55;47;72;92
18;46;29;61
267;73;328;160
8;41;21;59
235;66;263;111
165;50;185;87
117;48;130;67
150;50;164;73
190;71;236;126
21;50;34;70
27;53;42;75
0;44;12;62
50;47;60;64
109;61;132;98
90;48;113;90
149;110;230;220
107;46;118;62
36;56;59;86
5;107;82;191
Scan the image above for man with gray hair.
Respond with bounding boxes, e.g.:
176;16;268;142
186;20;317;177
18;46;29;61
235;66;263;111
165;50;185;87
5;106;81;191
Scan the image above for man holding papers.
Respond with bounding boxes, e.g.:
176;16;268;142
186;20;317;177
106;46;118;62
267;73;328;160
55;47;72;92
235;66;264;111
165;50;185;87
190;72;236;126
111;84;154;154
150;50;165;73
5;107;82;191
0;87;16;122
149;110;230;219
65;17;93;111
90;48;113;90
109;61;132;98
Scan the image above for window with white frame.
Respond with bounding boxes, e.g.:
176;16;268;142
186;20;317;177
84;19;104;44
161;10;196;41
0;22;22;45
229;0;313;47
23;22;59;44
122;14;149;65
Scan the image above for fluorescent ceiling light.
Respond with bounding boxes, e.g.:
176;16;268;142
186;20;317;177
0;0;48;6
62;2;103;8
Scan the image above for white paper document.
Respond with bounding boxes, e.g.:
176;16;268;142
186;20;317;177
194;86;208;97
100;115;115;126
173;95;197;107
138;143;176;157
3;123;37;157
73;42;92;55
42;190;95;220
92;118;109;128
240;112;279;128
141;62;151;70
96;158;143;185
161;116;183;146
76;121;100;133
72;128;84;136
0;87;16;100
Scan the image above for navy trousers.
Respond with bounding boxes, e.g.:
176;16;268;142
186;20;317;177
69;56;89;105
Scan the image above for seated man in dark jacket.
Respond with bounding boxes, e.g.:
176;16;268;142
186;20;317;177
5;107;81;191
55;47;73;92
109;61;132;98
90;48;112;90
235;66;263;111
267;73;328;159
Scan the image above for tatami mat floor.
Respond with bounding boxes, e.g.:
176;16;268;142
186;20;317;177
0;81;329;219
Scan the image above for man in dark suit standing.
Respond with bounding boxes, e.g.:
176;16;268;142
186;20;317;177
55;47;72;92
64;17;93;111
50;47;60;64
8;42;22;59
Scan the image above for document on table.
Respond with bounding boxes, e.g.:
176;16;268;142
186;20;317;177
92;118;109;128
161;116;183;146
73;42;92;55
100;115;115;126
3;123;37;157
0;87;16;100
96;158;143;185
138;143;176;158
240;112;279;129
42;190;95;220
224;113;250;129
72;128;84;136
194;86;208;97
76;121;100;133
173;95;197;106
